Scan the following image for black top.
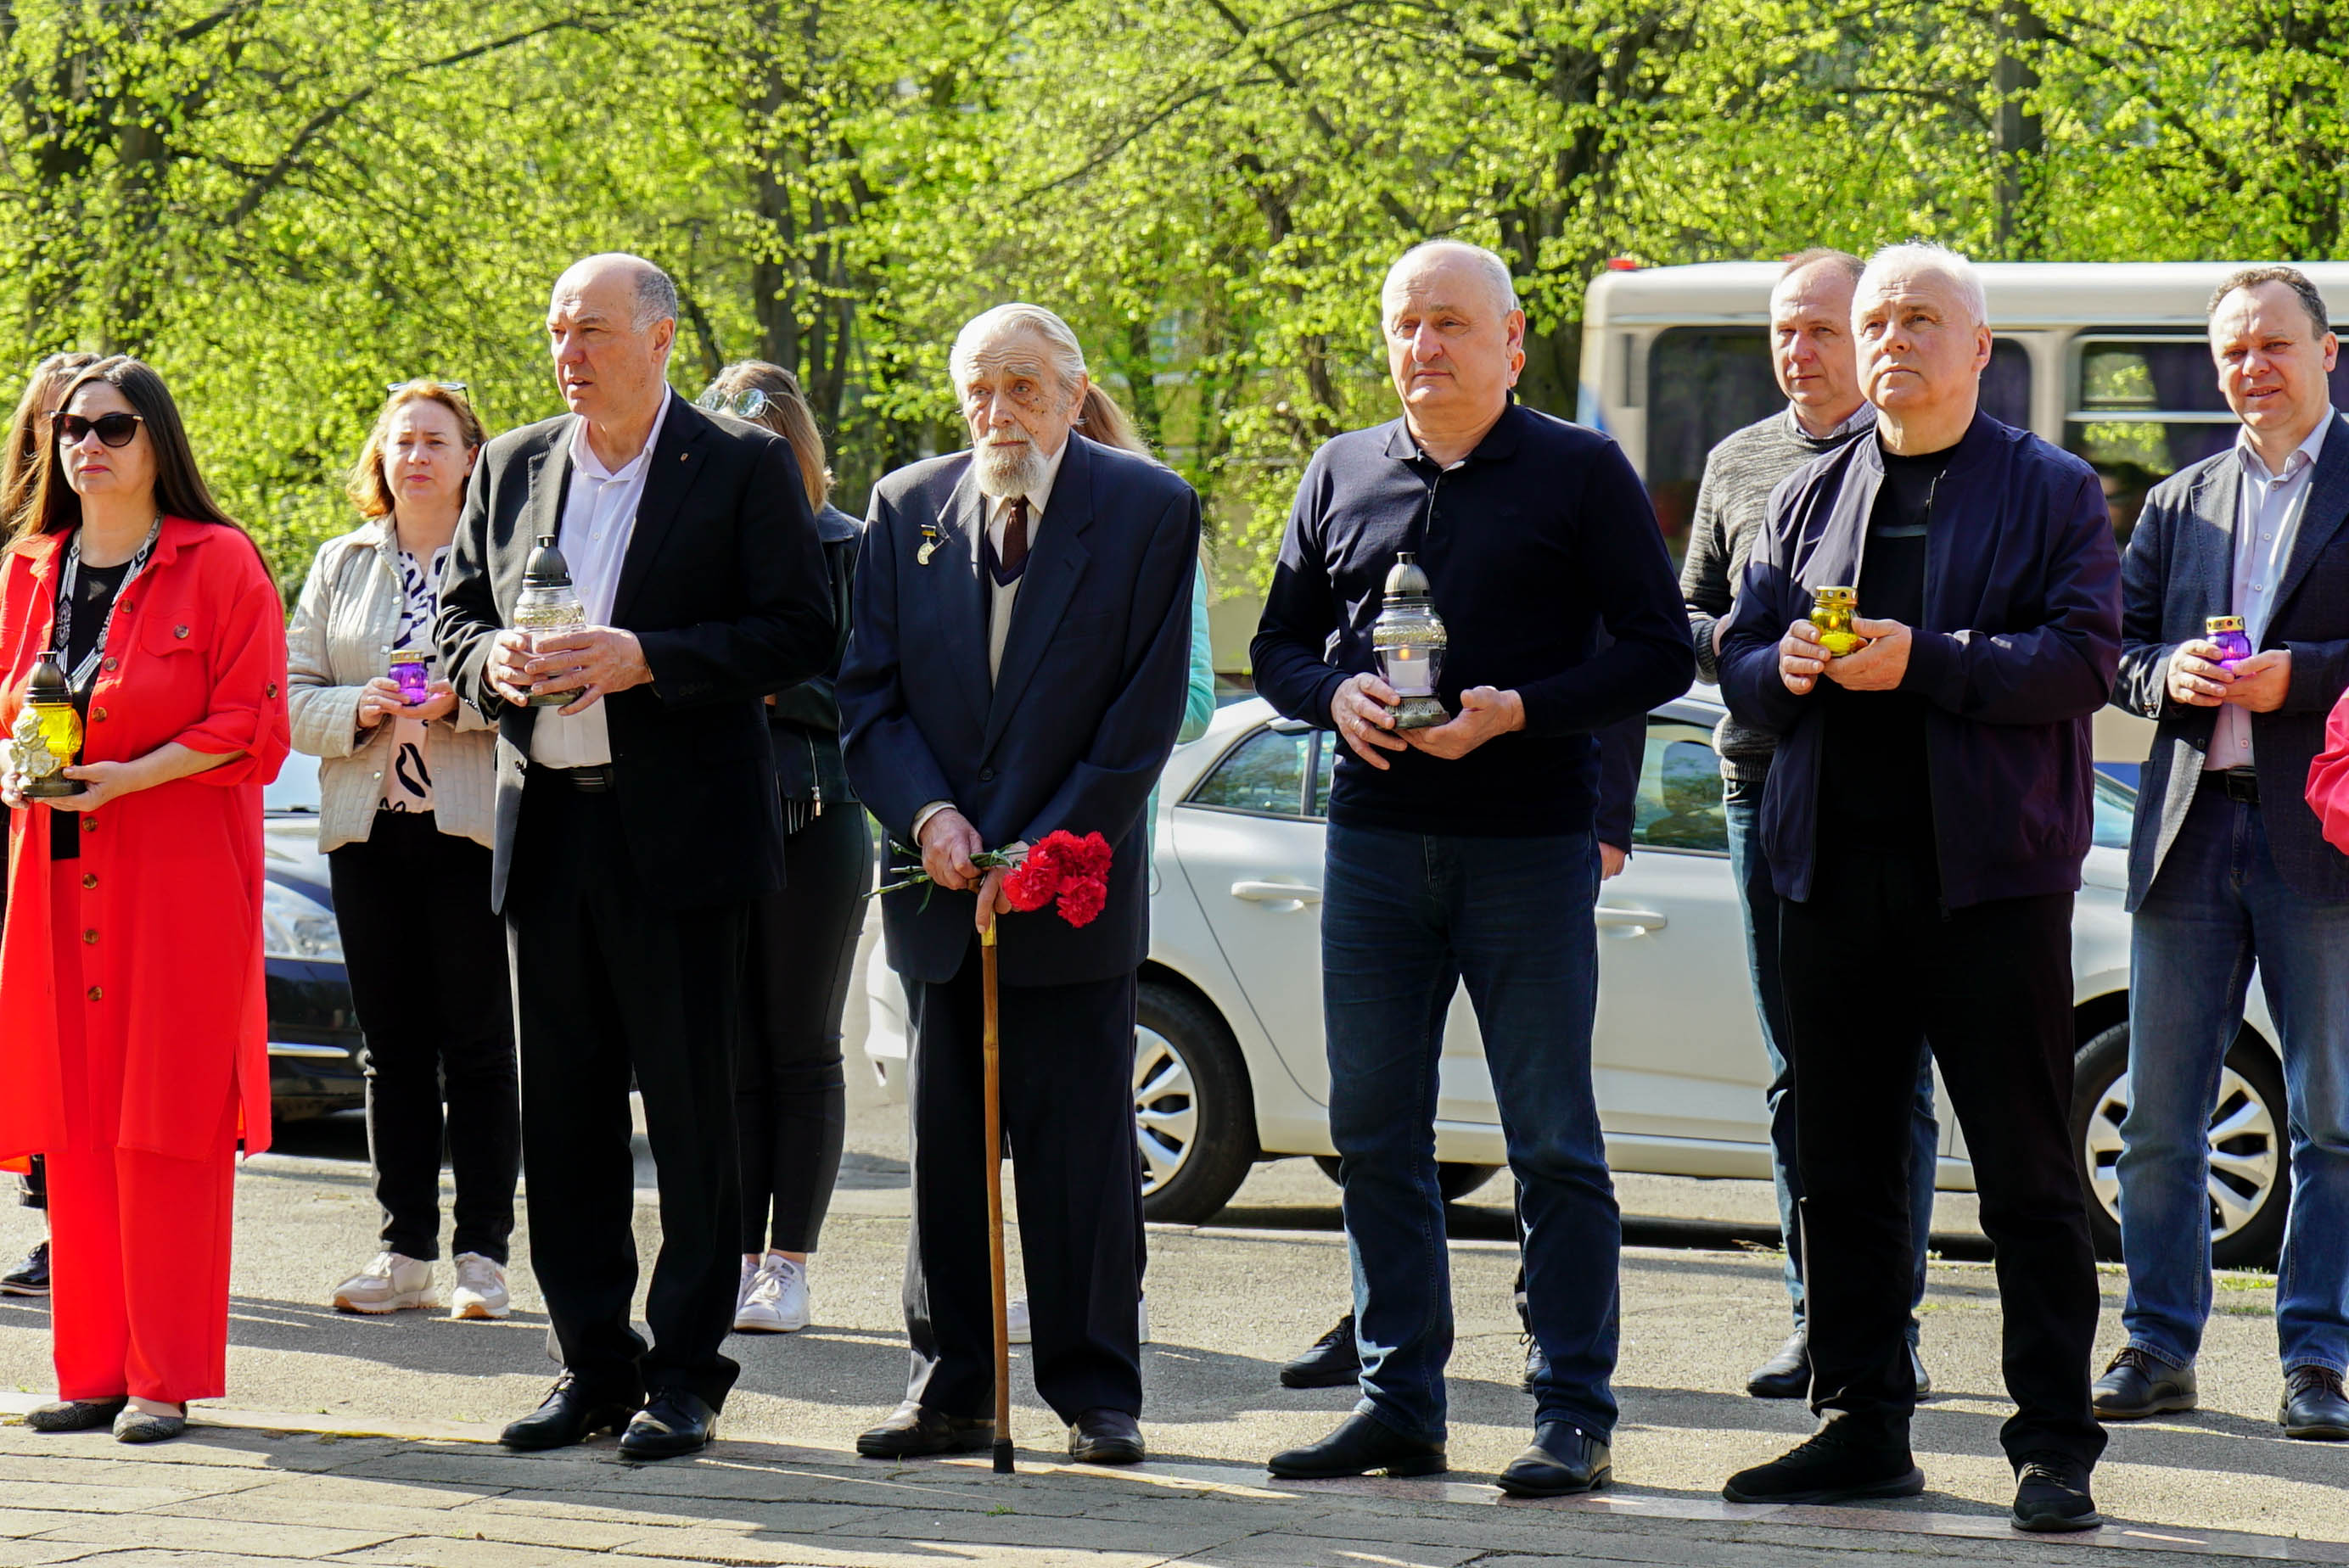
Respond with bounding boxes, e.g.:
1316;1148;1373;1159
766;502;861;815
1250;404;1695;837
50;557;130;860
1816;441;1948;859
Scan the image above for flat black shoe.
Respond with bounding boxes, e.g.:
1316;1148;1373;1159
1496;1420;1611;1498
113;1404;188;1445
1522;1335;1550;1396
0;1240;49;1296
2093;1346;2197;1420
619;1390;718;1460
2282;1365;2349;1441
1910;1343;1931;1400
1280;1313;1361;1390
856;1401;995;1459
1724;1422;1924;1505
2012;1451;2102;1532
1068;1408;1145;1464
501;1374;639;1451
1746;1329;1808;1399
1268;1412;1446;1480
26;1396;126;1432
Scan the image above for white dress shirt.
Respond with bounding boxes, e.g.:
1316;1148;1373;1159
2208;417;2328;772
532;389;675;768
910;435;1069;846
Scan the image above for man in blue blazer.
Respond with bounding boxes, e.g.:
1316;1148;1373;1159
838;304;1199;1466
2101;266;2349;1442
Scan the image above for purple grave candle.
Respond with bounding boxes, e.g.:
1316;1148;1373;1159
2206;615;2252;666
390;649;432;706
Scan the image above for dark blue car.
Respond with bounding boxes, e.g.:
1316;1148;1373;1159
262;753;366;1120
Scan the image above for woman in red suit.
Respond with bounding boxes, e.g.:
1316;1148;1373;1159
0;357;288;1443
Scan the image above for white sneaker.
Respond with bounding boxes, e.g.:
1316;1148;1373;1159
331;1252;435;1313
448;1253;510;1320
734;1254;810;1333
1007;1294;1033;1345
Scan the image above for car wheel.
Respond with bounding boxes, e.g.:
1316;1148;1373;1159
1135;982;1258;1225
1312;1155;1505;1203
2071;1021;2289;1270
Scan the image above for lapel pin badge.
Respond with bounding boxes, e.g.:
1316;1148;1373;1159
917;524;943;566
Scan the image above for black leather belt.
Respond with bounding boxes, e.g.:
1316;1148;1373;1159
2202;767;2260;805
538;764;616;793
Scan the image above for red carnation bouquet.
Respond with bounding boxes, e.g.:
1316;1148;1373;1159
874;828;1113;928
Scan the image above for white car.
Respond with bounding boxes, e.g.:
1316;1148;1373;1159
865;692;2290;1267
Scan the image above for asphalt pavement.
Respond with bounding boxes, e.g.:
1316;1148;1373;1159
0;925;2341;1563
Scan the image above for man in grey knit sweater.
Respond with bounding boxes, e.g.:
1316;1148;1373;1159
1679;248;1939;1401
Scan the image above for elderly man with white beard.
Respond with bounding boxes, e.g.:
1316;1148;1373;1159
838;304;1199;1466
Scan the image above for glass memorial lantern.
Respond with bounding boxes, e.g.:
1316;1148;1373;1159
2206;614;2252;666
390;648;432;707
1809;585;1865;657
9;653;85;797
511;535;586;708
1371;552;1450;731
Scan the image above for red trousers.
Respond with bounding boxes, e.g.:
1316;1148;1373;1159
45;876;238;1404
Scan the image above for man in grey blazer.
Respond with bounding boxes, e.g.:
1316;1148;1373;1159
2103;265;2349;1441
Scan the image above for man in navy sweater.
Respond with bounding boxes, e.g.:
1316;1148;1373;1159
1718;244;2118;1531
1252;240;1691;1496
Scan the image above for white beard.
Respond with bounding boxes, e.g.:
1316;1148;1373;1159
974;439;1046;501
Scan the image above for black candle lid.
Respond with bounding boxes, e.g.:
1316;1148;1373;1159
1383;552;1432;600
523;535;573;589
25;652;68;703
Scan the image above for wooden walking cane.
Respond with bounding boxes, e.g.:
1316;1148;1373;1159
981;921;1015;1474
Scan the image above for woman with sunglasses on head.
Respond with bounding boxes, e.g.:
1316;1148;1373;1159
0;356;289;1443
0;351;98;1303
287;380;518;1324
698;362;866;1335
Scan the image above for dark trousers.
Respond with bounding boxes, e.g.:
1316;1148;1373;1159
737;804;871;1254
328;810;519;1264
903;944;1141;1422
17;1156;41;1211
1724;779;1936;1332
507;778;749;1410
1780;847;2105;1469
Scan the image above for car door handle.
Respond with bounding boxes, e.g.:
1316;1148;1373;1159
1595;905;1669;934
1231;880;1323;907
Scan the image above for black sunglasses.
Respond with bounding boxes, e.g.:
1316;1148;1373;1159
386;378;468;393
52;412;143;448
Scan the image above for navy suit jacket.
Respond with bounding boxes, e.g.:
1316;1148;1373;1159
839;432;1200;987
2113;409;2349;908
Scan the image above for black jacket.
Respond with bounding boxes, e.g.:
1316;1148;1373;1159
767;502;863;811
838;432;1199;987
436;392;835;912
1719;412;2121;909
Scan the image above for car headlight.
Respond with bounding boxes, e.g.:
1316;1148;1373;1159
262;880;345;964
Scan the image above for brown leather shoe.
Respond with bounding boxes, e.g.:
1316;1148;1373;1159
856;1401;995;1459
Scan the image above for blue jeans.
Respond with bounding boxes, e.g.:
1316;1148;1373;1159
2121;787;2349;1375
1724;780;1936;1338
1321;822;1617;1444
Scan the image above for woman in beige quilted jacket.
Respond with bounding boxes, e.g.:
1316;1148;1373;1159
286;380;517;1325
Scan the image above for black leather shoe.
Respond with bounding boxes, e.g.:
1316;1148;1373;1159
0;1240;49;1296
1280;1313;1361;1390
1268;1412;1446;1479
2281;1365;2349;1440
619;1390;718;1460
1910;1343;1931;1400
1745;1329;1808;1399
2012;1451;2102;1532
1724;1422;1924;1505
1522;1334;1550;1396
501;1374;639;1451
1069;1408;1145;1464
1496;1420;1611;1498
2093;1346;2197;1420
26;1396;126;1432
856;1401;995;1459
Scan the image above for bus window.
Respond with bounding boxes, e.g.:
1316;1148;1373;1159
2066;333;2238;549
1982;338;2032;428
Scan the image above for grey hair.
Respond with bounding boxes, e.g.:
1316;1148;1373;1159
1382;240;1520;317
630;261;680;333
2209;265;2331;337
951;303;1087;396
1779;248;1864;288
1859;242;1988;328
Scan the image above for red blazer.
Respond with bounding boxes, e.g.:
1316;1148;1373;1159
2310;686;2349;858
0;518;289;1162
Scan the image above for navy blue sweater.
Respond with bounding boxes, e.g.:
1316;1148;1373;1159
1718;412;2121;909
1251;405;1694;837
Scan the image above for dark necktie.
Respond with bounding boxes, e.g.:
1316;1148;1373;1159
999;495;1030;582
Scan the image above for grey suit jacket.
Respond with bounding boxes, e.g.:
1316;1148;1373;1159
2113;409;2349;908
